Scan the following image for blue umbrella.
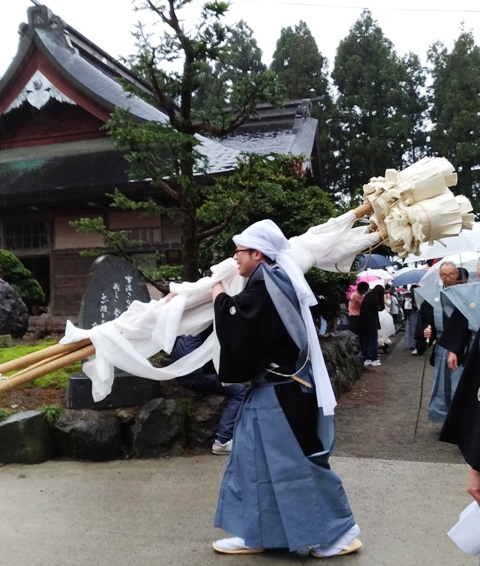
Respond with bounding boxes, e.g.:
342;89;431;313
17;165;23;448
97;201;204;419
357;254;392;269
392;269;428;286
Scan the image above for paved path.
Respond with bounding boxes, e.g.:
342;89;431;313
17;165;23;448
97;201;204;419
0;333;477;566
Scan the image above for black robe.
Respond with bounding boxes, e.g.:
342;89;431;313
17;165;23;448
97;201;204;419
440;327;480;471
213;262;322;456
437;307;470;365
214;263;299;383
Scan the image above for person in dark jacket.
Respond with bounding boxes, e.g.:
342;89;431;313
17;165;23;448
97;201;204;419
414;262;459;422
440;326;480;504
359;285;385;367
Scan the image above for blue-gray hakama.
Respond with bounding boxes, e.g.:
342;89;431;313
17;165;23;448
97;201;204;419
215;383;355;552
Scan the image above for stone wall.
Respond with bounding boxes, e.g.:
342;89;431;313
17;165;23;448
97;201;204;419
0;331;364;464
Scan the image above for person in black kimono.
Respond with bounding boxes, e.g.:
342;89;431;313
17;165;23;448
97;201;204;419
440;326;480;504
414;262;459;422
437;266;472;373
210;219;361;558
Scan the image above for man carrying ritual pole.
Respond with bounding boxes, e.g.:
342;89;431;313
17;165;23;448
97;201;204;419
210;219;361;557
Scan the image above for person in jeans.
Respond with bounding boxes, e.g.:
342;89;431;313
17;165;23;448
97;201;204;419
359;285;385;367
171;329;248;455
404;284;419;353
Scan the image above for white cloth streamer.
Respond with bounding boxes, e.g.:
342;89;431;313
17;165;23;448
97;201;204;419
60;211;379;413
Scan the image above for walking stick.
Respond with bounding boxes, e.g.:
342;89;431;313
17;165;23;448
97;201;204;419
414;339;431;436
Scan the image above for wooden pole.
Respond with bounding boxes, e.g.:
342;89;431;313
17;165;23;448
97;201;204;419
0;339;92;375
5;351;73;381
0;344;96;392
353;202;373;219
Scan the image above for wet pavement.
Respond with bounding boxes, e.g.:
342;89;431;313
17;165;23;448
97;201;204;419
0;331;476;566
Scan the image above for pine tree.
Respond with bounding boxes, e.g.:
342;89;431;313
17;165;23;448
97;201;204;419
102;0;284;281
193;20;267;114
400;52;429;165
428;30;480;207
330;9;410;200
270;21;333;190
270;21;328;100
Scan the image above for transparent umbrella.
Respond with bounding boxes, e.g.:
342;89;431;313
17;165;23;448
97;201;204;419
357;269;393;282
420;252;480;286
405;223;480;262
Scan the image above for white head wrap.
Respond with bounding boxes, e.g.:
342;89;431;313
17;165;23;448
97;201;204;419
233;219;336;414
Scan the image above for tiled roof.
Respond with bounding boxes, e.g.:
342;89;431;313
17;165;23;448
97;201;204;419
0;5;316;186
0;6;241;178
36;29;169;124
219;130;295;155
218;117;318;160
290;117;318;157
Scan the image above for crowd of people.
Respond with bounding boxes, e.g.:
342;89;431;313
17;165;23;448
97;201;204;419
345;259;480;547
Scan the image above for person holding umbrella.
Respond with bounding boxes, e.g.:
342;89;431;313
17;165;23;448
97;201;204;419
414;262;459;422
359;285;385;367
348;281;369;336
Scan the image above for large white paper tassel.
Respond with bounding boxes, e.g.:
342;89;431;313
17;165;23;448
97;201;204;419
363;157;473;257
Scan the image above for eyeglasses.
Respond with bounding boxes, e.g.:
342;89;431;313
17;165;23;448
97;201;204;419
234;248;252;256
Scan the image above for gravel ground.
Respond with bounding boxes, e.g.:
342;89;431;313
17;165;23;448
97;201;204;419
334;328;465;464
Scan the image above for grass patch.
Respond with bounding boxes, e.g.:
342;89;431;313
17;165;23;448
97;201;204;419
0;340;81;389
40;404;63;423
0;408;11;422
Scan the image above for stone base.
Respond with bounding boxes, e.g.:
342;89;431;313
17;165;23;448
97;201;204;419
66;371;162;409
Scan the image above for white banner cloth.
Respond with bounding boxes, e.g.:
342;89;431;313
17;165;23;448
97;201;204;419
61;211;379;414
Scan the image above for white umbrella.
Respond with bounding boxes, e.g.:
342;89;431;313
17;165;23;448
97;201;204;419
404;223;480;262
419;251;480;286
357;268;393;281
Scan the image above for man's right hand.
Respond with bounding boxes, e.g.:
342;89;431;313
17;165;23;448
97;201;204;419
423;325;432;339
447;352;458;371
467;468;480;505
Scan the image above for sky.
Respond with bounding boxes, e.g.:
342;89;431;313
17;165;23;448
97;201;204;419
1;0;480;77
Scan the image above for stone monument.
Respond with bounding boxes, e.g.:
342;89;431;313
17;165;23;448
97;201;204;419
66;255;162;409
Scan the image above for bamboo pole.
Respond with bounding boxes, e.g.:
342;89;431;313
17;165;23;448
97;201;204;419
0;339;92;375
5;351;73;381
353;202;373;219
0;344;96;392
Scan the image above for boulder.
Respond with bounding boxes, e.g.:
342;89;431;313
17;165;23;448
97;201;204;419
127;398;186;458
186;395;226;449
0;411;53;464
0;279;29;338
320;331;364;397
53;410;123;461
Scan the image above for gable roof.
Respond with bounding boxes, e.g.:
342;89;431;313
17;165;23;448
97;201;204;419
0;4;319;201
0;5;166;123
0;4;240;175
